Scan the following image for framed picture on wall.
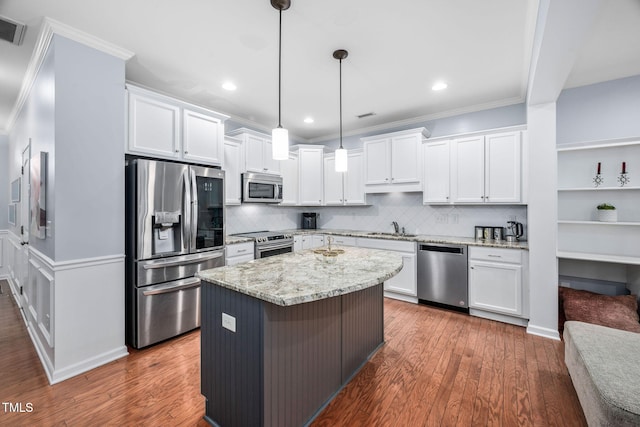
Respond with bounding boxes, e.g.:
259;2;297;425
11;177;20;202
31;151;47;239
8;204;16;226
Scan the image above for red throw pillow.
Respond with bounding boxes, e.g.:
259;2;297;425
562;287;640;333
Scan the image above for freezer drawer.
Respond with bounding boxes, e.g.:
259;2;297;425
136;277;201;348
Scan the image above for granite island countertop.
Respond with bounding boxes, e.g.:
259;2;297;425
197;246;403;306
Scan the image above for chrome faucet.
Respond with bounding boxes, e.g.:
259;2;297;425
392;221;399;234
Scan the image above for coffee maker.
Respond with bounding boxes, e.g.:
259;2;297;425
302;212;318;229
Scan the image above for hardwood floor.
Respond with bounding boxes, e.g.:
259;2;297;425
0;279;586;426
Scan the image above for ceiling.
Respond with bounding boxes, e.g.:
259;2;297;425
0;0;639;141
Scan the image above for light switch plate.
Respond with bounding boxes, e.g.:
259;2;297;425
222;312;236;332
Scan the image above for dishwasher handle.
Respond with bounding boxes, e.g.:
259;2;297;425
419;244;465;255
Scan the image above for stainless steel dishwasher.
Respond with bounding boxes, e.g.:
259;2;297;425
417;243;468;310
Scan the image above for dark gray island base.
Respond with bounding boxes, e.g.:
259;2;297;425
198;247;403;427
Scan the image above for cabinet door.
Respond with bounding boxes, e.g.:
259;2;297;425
391;134;421;184
128;92;180;159
301;235;314;250
223;139;242;205
423;140;451;203
182;109;223;165
280;154;299;205
344;151;366;204
384;252;417;296
485;132;521;203
324;156;344;205
364;138;391;185
469;261;522;316
262;140;281;174
311;235;325;248
299;149;324;205
293;236;303;252
451;136;485;203
245;135;265;172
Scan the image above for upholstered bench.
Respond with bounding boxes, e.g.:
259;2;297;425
564;321;640;426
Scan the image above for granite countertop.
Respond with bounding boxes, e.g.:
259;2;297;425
277;228;529;250
225;236;254;245
197;246;403;306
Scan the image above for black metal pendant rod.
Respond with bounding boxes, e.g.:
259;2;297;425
277;8;283;128
333;49;348;149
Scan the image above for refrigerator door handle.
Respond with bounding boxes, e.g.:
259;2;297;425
183;168;192;252
141;251;224;269
142;277;201;296
190;168;198;252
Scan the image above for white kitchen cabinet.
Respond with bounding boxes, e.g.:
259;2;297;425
223;136;243;205
279;153;299;206
301;234;324;250
423;140;451;204
356;237;417;302
557;139;640;263
362;128;430;193
324;235;357;247
127;85;227;165
324;150;366;205
296;146;324;206
468;247;528;324
226;242;255;266
293;235;303;252
450;131;522;204
226;128;281;175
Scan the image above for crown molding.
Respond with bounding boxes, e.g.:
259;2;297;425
4;17;135;133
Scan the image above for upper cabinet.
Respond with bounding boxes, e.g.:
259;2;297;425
296;145;324;206
324;150;366;206
223;136;243;205
280;152;299;206
126;85;228;166
423;140;452;203
362;128;430;193
450;131;522;203
227;128;280;175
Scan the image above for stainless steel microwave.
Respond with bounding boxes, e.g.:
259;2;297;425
242;172;283;203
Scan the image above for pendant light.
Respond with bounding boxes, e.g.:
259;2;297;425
271;0;290;160
333;49;348;172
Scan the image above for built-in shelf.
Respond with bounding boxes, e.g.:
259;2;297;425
558;220;640;226
558;186;640;192
557;251;640;265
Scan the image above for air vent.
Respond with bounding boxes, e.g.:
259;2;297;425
356;112;376;119
0;16;26;45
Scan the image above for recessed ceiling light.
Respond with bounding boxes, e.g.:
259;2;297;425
304;117;314;124
432;81;448;91
222;81;237;91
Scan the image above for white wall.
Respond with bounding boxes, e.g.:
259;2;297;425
0;134;8;229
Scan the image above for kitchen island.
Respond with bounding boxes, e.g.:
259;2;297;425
197;247;403;427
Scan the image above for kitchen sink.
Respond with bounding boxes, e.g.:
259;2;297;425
366;232;417;238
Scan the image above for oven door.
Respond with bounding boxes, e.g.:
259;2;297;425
256;241;293;258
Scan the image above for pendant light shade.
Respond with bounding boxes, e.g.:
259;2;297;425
271;0;291;160
333;49;348;172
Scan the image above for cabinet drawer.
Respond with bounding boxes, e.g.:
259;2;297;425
469;246;522;264
226;253;254;266
226;242;254;258
357;238;415;253
327;235;357;246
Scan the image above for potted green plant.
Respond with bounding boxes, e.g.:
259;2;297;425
596;203;617;222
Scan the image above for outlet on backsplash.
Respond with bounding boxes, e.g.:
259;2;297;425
436;214;448;224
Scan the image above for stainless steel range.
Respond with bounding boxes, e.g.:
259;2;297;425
233;231;294;259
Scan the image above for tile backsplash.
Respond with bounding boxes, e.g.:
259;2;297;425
227;192;528;239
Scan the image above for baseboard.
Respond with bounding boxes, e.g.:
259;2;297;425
26;320;55;385
384;292;418;304
526;323;561;341
49;346;129;385
469;308;529;327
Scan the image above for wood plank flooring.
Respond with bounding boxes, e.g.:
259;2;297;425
0;279;586;426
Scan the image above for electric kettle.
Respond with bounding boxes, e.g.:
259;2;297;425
506;221;524;240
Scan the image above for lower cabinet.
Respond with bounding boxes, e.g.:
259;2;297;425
468;246;528;325
356;238;417;302
301;234;325;250
226;242;255;266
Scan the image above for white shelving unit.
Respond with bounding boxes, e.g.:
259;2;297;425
557;138;640;263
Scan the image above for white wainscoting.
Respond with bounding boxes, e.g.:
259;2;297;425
2;237;128;384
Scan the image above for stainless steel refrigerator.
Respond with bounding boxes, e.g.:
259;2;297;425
125;158;225;348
